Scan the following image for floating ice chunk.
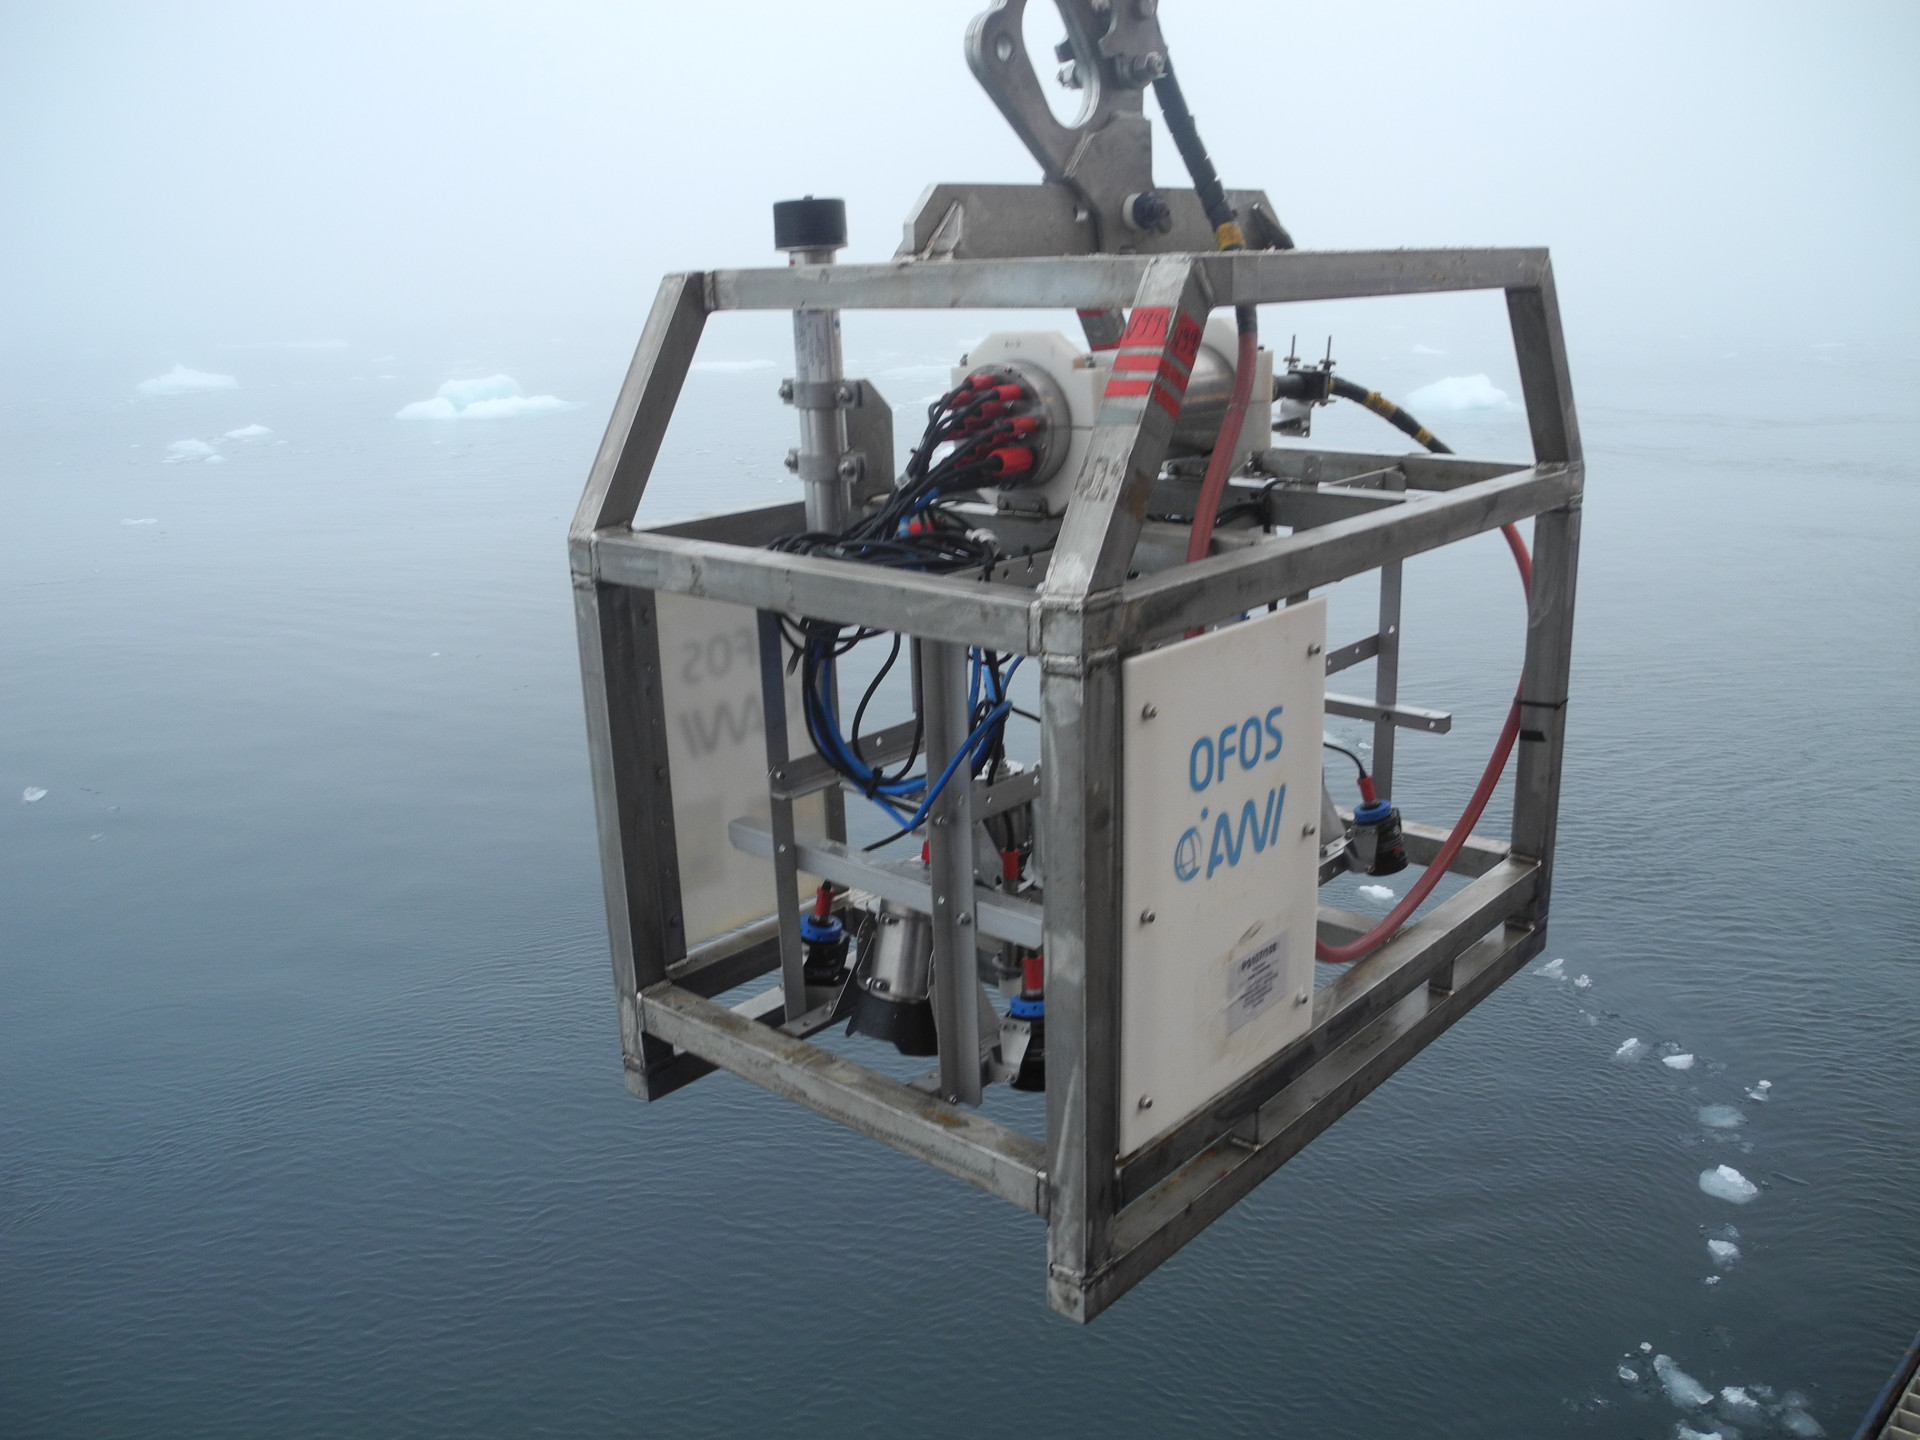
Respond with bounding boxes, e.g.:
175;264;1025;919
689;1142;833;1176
1406;373;1519;413
691;358;776;373
22;787;48;803
223;423;272;439
1582;1012;1599;1026
1719;1386;1759;1413
1541;957;1566;978
1703;1275;1721;1286
1654;1354;1713;1407
1707;1239;1740;1264
1357;884;1394;900
203;453;225;464
164;439;216;463
1674;1426;1722;1440
1698;1104;1745;1129
1618;1365;1639;1382
137;364;236;396
121;517;158;526
1663;1053;1696;1070
1574;974;1592;989
395;374;577;420
1614;1037;1648;1061
1699;1165;1759;1203
1780;1406;1824;1436
1746;1080;1772;1102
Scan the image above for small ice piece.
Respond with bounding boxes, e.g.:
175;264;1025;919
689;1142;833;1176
22;787;48;803
1746;1080;1772;1102
1654;1354;1714;1407
1698;1104;1745;1129
1663;1053;1697;1070
1614;1037;1648;1061
1719;1387;1759;1414
164;439;216;463
121;517;158;525
395;374;576;420
1707;1239;1740;1265
1582;1012;1600;1026
203;453;225;464
1640;1342;1654;1353
1541;957;1566;978
136;364;236;396
1618;1365;1639;1383
1573;974;1592;988
1357;884;1394;901
223;424;272;439
1699;1165;1759;1204
1406;373;1519;413
1779;1407;1824;1437
1703;1275;1721;1286
1674;1426;1722;1440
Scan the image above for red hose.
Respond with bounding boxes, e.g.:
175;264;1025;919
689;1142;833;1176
1185;326;1262;565
1314;521;1533;964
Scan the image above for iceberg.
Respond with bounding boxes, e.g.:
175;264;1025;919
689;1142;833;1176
395;374;576;420
137;364;236;396
1654;1354;1713;1407
1405;373;1518;413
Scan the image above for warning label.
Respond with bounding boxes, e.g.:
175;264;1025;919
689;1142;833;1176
1225;932;1287;1035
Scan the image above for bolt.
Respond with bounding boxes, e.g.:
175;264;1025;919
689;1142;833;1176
777;377;794;403
835;382;855;406
1128;51;1166;82
837;453;864;483
1141;703;1159;720
957;913;972;928
1307;642;1323;657
1137;1095;1154;1110
783;448;799;472
1302;823;1317;837
1295;988;1311;1006
1140;909;1156;924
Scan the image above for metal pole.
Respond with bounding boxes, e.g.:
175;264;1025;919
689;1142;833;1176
775;198;854;534
923;640;983;1105
1372;468;1407;796
757;610;809;1018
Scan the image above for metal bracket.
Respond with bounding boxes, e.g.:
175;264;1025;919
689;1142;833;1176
779;377;862;410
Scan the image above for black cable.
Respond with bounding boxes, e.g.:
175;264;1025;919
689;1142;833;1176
1151;63;1236;236
1323;740;1369;781
1327;376;1453;455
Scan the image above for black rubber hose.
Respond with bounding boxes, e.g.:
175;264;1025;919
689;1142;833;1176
1327;376;1454;454
1150;63;1237;239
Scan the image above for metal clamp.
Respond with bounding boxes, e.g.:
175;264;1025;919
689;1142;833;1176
779;378;860;411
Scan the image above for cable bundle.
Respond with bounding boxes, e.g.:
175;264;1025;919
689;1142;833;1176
770;378;1044;843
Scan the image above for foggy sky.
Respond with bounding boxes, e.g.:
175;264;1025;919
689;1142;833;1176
2;0;1914;360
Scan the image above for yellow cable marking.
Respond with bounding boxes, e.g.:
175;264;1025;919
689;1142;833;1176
1414;427;1434;445
1213;221;1245;251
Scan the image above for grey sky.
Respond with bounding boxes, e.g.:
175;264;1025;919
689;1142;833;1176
2;0;1914;355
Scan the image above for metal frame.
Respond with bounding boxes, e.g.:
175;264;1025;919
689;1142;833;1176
570;245;1581;1321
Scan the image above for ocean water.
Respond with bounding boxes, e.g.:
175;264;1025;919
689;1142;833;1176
2;323;1916;1438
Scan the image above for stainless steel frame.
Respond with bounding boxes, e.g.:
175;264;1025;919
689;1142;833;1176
570;245;1581;1321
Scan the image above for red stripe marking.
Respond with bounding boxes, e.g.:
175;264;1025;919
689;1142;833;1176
1170;312;1203;368
1120;307;1171;347
1152;380;1184;417
1102;377;1153;399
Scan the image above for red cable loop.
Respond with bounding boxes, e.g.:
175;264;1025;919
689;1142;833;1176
1314;522;1532;964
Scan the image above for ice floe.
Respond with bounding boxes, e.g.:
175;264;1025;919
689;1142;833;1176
223;424;272;439
1654;1354;1713;1407
22;787;48;803
1698;1104;1744;1129
1357;884;1394;900
1746;1080;1772;1102
691;358;776;373
137;364;237;396
1699;1165;1759;1204
1663;1052;1696;1070
1707;1239;1740;1264
1613;1037;1648;1061
164;439;217;463
1405;373;1519;413
1573;974;1592;989
1411;343;1447;355
395;374;577;420
121;517;158;526
1779;1401;1824;1435
1540;957;1566;978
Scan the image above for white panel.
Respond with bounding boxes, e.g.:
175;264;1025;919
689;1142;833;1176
655;592;822;947
1119;600;1326;1155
